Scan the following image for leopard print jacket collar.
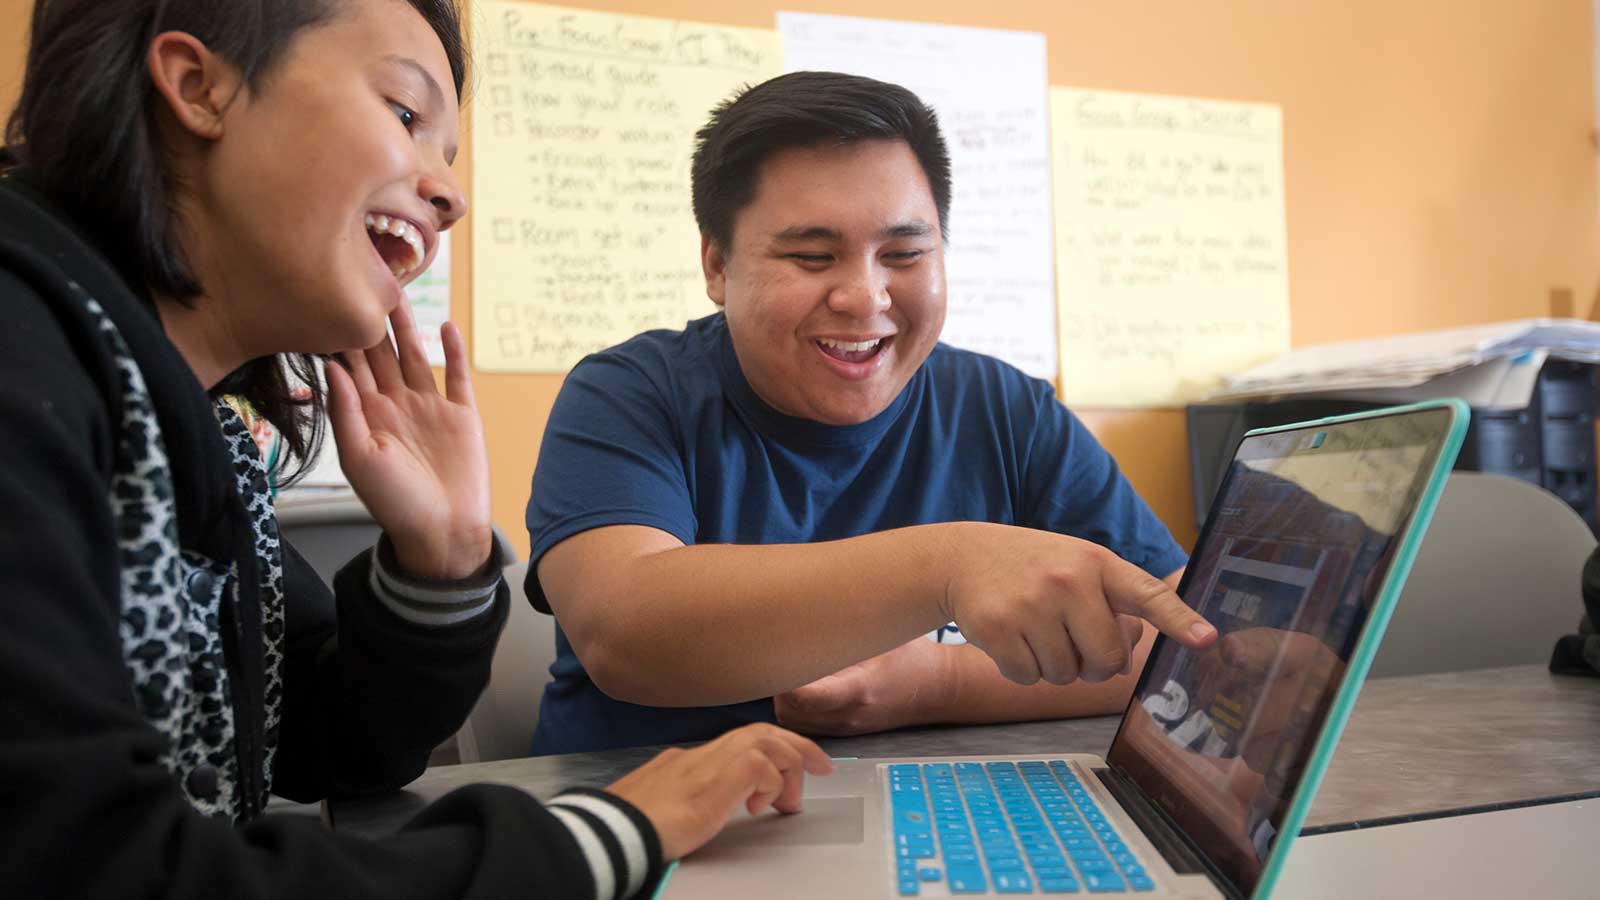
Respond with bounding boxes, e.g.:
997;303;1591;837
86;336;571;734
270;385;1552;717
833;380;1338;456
83;289;286;823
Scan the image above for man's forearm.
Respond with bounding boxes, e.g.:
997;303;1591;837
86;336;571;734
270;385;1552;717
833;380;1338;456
548;523;975;707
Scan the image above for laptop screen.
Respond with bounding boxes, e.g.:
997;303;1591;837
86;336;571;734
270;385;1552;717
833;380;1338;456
1106;406;1456;897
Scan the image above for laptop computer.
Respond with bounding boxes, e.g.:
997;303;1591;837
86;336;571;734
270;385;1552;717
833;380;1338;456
663;400;1469;899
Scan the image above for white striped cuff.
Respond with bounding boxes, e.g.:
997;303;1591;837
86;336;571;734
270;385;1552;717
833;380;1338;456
550;792;650;899
368;535;500;627
549;806;618;900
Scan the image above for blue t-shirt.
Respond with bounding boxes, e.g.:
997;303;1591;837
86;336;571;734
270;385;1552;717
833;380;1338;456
525;313;1187;754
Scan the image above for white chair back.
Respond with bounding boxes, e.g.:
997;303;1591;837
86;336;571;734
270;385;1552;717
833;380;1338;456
1370;472;1596;678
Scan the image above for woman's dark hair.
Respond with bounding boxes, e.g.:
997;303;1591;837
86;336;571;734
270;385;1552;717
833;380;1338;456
690;71;952;252
4;0;466;484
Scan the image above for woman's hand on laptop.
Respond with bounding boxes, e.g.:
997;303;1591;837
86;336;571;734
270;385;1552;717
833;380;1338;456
940;524;1216;686
605;723;835;861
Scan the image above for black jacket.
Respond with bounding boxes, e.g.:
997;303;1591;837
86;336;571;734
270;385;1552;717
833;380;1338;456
0;172;661;899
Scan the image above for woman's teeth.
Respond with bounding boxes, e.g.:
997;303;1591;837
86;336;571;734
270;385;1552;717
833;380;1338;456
365;213;425;278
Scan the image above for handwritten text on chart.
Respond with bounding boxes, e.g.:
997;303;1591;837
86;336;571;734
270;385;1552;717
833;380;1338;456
1053;88;1291;407
472;2;781;372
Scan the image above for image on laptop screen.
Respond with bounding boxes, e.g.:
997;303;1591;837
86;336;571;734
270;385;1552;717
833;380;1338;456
1106;407;1454;897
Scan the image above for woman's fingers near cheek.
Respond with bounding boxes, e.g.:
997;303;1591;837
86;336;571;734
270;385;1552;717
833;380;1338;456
363;331;404;393
340;349;377;395
323;362;371;449
389;300;436;393
441;322;474;406
324;358;352;410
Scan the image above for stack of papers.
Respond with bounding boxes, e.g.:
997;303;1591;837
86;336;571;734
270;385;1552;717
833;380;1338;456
1210;319;1600;409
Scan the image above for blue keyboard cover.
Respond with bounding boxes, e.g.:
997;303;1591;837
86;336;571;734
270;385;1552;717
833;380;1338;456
888;761;1156;896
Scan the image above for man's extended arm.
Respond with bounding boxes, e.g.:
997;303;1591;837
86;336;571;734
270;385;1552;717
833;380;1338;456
539;522;1205;708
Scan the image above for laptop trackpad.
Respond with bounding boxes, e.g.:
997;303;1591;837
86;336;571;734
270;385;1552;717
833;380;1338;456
700;796;865;853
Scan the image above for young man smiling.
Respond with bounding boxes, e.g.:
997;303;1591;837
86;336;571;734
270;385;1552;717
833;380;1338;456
524;72;1213;755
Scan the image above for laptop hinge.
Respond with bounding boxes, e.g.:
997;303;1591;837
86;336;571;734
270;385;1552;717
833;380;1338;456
1091;766;1242;900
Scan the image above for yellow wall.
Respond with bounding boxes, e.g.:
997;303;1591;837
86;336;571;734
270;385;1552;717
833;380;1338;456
5;1;1598;557
2;0;26;117
462;0;1600;556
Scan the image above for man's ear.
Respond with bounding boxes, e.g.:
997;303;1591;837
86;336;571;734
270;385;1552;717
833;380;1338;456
701;233;729;307
146;31;242;141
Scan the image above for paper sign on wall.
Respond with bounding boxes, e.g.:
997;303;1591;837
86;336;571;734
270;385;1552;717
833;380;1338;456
778;12;1059;380
1052;87;1291;407
471;1;782;372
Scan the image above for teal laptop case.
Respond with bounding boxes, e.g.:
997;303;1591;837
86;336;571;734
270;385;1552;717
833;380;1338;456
1246;398;1469;899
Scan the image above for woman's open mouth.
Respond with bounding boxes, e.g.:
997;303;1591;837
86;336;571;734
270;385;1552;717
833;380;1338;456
365;213;426;280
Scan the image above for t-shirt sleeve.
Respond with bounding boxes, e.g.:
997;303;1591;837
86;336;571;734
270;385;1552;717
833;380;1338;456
525;350;697;611
1021;387;1189;579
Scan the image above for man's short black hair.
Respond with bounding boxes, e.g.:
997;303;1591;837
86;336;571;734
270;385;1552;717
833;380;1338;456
690;71;952;250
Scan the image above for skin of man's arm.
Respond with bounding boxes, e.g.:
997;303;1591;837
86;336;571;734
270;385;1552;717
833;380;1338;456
928;568;1184;722
538;520;1208;708
773;570;1182;735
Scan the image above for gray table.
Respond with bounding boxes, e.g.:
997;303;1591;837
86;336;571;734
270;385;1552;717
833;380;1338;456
1278;798;1600;899
332;664;1600;841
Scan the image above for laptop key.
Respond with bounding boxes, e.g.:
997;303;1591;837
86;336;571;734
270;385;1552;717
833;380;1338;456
946;867;988;893
1039;877;1081;894
897;878;920;896
946;851;979;865
897;809;929;830
993;872;1035;894
1082;872;1127;893
988;856;1026;872
1076;857;1113;873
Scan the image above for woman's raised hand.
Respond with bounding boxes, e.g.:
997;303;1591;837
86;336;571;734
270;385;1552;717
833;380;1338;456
325;300;493;580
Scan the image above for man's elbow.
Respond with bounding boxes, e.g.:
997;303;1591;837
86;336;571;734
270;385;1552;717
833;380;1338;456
564;621;692;706
581;637;659;705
